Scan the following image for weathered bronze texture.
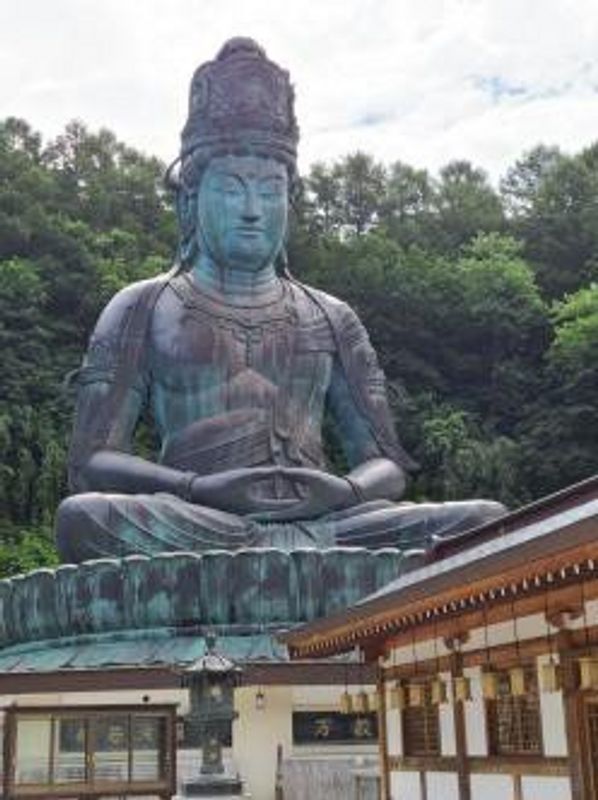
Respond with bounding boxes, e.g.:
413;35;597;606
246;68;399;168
0;548;405;653
55;37;504;565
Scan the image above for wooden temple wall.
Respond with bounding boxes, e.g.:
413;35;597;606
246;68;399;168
379;598;598;799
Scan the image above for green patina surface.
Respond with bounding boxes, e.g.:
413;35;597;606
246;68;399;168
0;547;404;670
0;631;288;672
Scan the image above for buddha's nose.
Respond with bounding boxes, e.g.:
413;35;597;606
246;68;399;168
242;187;261;222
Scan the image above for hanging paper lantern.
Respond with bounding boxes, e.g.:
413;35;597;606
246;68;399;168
541;661;562;693
509;666;526;697
353;690;370;714
578;656;598;690
389;683;407;710
454;676;471;702
431;678;448;705
408;683;426;707
340;690;353;714
369;691;379;712
482;671;499;700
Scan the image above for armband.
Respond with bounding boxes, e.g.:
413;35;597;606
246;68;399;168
178;471;197;502
345;476;366;504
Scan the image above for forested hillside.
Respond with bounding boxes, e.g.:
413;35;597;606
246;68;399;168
1;117;597;575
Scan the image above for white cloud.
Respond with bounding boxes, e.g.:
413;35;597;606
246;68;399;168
1;0;598;180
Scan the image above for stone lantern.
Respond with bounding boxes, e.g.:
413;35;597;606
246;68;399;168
180;632;244;797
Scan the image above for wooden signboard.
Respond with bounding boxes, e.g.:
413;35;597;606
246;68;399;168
293;711;378;745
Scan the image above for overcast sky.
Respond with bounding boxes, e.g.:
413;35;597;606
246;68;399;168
2;0;598;182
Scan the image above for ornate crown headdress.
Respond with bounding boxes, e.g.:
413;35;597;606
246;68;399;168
179;37;299;173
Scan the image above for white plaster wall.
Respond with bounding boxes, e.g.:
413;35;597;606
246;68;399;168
536;655;568;757
385;707;401;756
233;685;293;800
389;771;400;800
427;770;459;800
463;667;488;756
521;775;572;800
292;683;373;709
387;638;452;666
439;673;456;756
565;597;598;629
385;606;571;666
470;773;513;800
389;770;421;800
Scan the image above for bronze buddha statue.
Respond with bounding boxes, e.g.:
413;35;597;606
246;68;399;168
55;38;504;564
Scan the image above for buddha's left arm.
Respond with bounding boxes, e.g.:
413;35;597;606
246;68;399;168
325;305;416;502
326;363;405;502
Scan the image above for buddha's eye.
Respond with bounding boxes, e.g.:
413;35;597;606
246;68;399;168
259;178;285;198
212;175;243;196
223;182;243;196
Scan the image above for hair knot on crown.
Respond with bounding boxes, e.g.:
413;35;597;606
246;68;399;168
216;37;266;61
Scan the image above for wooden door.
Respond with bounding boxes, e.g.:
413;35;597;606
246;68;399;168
584;696;598;799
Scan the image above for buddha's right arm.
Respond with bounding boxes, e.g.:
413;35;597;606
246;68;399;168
77;449;197;499
67;376;219;500
66;279;192;496
66;375;197;498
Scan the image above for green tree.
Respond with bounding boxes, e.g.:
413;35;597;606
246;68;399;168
0;118;176;571
431;160;505;252
515;145;598;298
518;284;598;494
304;161;343;235
500;144;563;217
379;161;435;248
305;152;387;236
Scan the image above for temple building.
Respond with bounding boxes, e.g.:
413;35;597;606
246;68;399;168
282;475;598;800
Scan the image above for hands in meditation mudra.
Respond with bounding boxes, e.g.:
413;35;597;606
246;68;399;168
56;39;504;564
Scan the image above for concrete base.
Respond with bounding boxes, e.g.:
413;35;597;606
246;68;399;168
179;774;245;797
176;795;250;800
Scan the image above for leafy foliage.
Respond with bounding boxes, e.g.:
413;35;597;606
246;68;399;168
0;117;175;574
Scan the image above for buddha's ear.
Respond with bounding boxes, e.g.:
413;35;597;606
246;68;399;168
275;243;292;277
176;187;195;230
175;188;199;266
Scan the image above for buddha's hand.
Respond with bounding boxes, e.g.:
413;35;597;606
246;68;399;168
189;466;302;515
248;467;355;522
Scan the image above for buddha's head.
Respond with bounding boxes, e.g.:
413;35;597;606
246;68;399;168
169;38;299;273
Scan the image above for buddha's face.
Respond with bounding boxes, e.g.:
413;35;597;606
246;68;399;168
196;154;288;272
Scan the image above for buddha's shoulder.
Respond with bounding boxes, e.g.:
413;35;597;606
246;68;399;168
91;273;173;340
288;280;363;326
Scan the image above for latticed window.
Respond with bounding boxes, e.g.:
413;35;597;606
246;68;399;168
4;705;176;798
487;667;542;755
402;686;441;756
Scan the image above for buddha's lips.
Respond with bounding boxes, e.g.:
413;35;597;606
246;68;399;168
236;226;265;236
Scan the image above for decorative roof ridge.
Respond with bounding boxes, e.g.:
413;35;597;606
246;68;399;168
428;471;598;563
282;493;598;657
